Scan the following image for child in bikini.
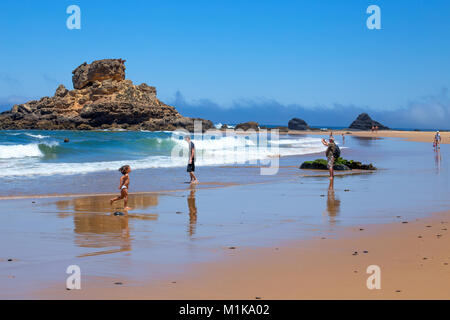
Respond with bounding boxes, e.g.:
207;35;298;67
110;165;132;210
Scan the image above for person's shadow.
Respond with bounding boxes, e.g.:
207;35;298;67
325;179;341;224
187;186;198;237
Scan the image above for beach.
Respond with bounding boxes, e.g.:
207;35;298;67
0;131;449;299
289;129;450;144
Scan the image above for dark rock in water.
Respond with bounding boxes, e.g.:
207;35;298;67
349;113;389;130
64;138;69;143
300;158;376;171
288;118;309;130
235;121;259;131
0;59;213;132
114;211;124;216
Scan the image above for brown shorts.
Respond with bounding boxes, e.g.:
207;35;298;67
327;156;334;169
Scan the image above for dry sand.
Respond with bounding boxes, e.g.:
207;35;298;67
39;210;450;300
288;129;449;144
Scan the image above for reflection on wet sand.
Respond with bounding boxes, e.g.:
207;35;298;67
56;193;159;213
324;179;340;224
187;186;198;237
435;150;442;174
55;194;160;257
352;136;382;147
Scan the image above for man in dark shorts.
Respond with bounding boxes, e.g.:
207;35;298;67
185;136;198;184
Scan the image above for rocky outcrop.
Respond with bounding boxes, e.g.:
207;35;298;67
72;59;126;90
235;121;259;131
349;113;389;130
288;118;309;130
0;59;213;131
300;158;376;171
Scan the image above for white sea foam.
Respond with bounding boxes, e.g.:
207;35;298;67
0;144;44;159
24;133;49;139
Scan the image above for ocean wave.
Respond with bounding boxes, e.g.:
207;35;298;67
0;144;44;159
0;133;328;177
0;142;60;159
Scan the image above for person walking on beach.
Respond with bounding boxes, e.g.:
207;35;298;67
110;165;132;211
434;131;441;150
342;133;345;145
322;137;339;180
185;136;198;184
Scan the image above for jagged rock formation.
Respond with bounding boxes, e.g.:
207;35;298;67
0;59;213;131
349;113;389;130
288;118;309;130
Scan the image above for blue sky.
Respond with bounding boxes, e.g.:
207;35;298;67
0;0;449;128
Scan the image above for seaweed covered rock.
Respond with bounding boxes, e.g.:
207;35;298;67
300;158;376;171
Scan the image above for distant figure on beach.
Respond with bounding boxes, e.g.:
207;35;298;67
110;165;132;210
322;137;338;180
371;126;374;133
375;125;379;133
185;136;199;184
434;131;441;150
342;133;345;145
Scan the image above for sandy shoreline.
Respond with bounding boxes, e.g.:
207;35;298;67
1;135;448;300
37;210;450;299
286;129;449;144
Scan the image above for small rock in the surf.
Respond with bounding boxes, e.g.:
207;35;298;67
363;250;368;254
402;221;408;224
228;247;236;250
344;189;350;192
418;236;422;238
7;259;13;262
64;138;70;143
114;282;123;285
176;211;182;214
395;290;401;293
255;297;262;300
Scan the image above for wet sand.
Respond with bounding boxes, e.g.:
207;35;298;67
288;129;450;144
36;210;450;299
